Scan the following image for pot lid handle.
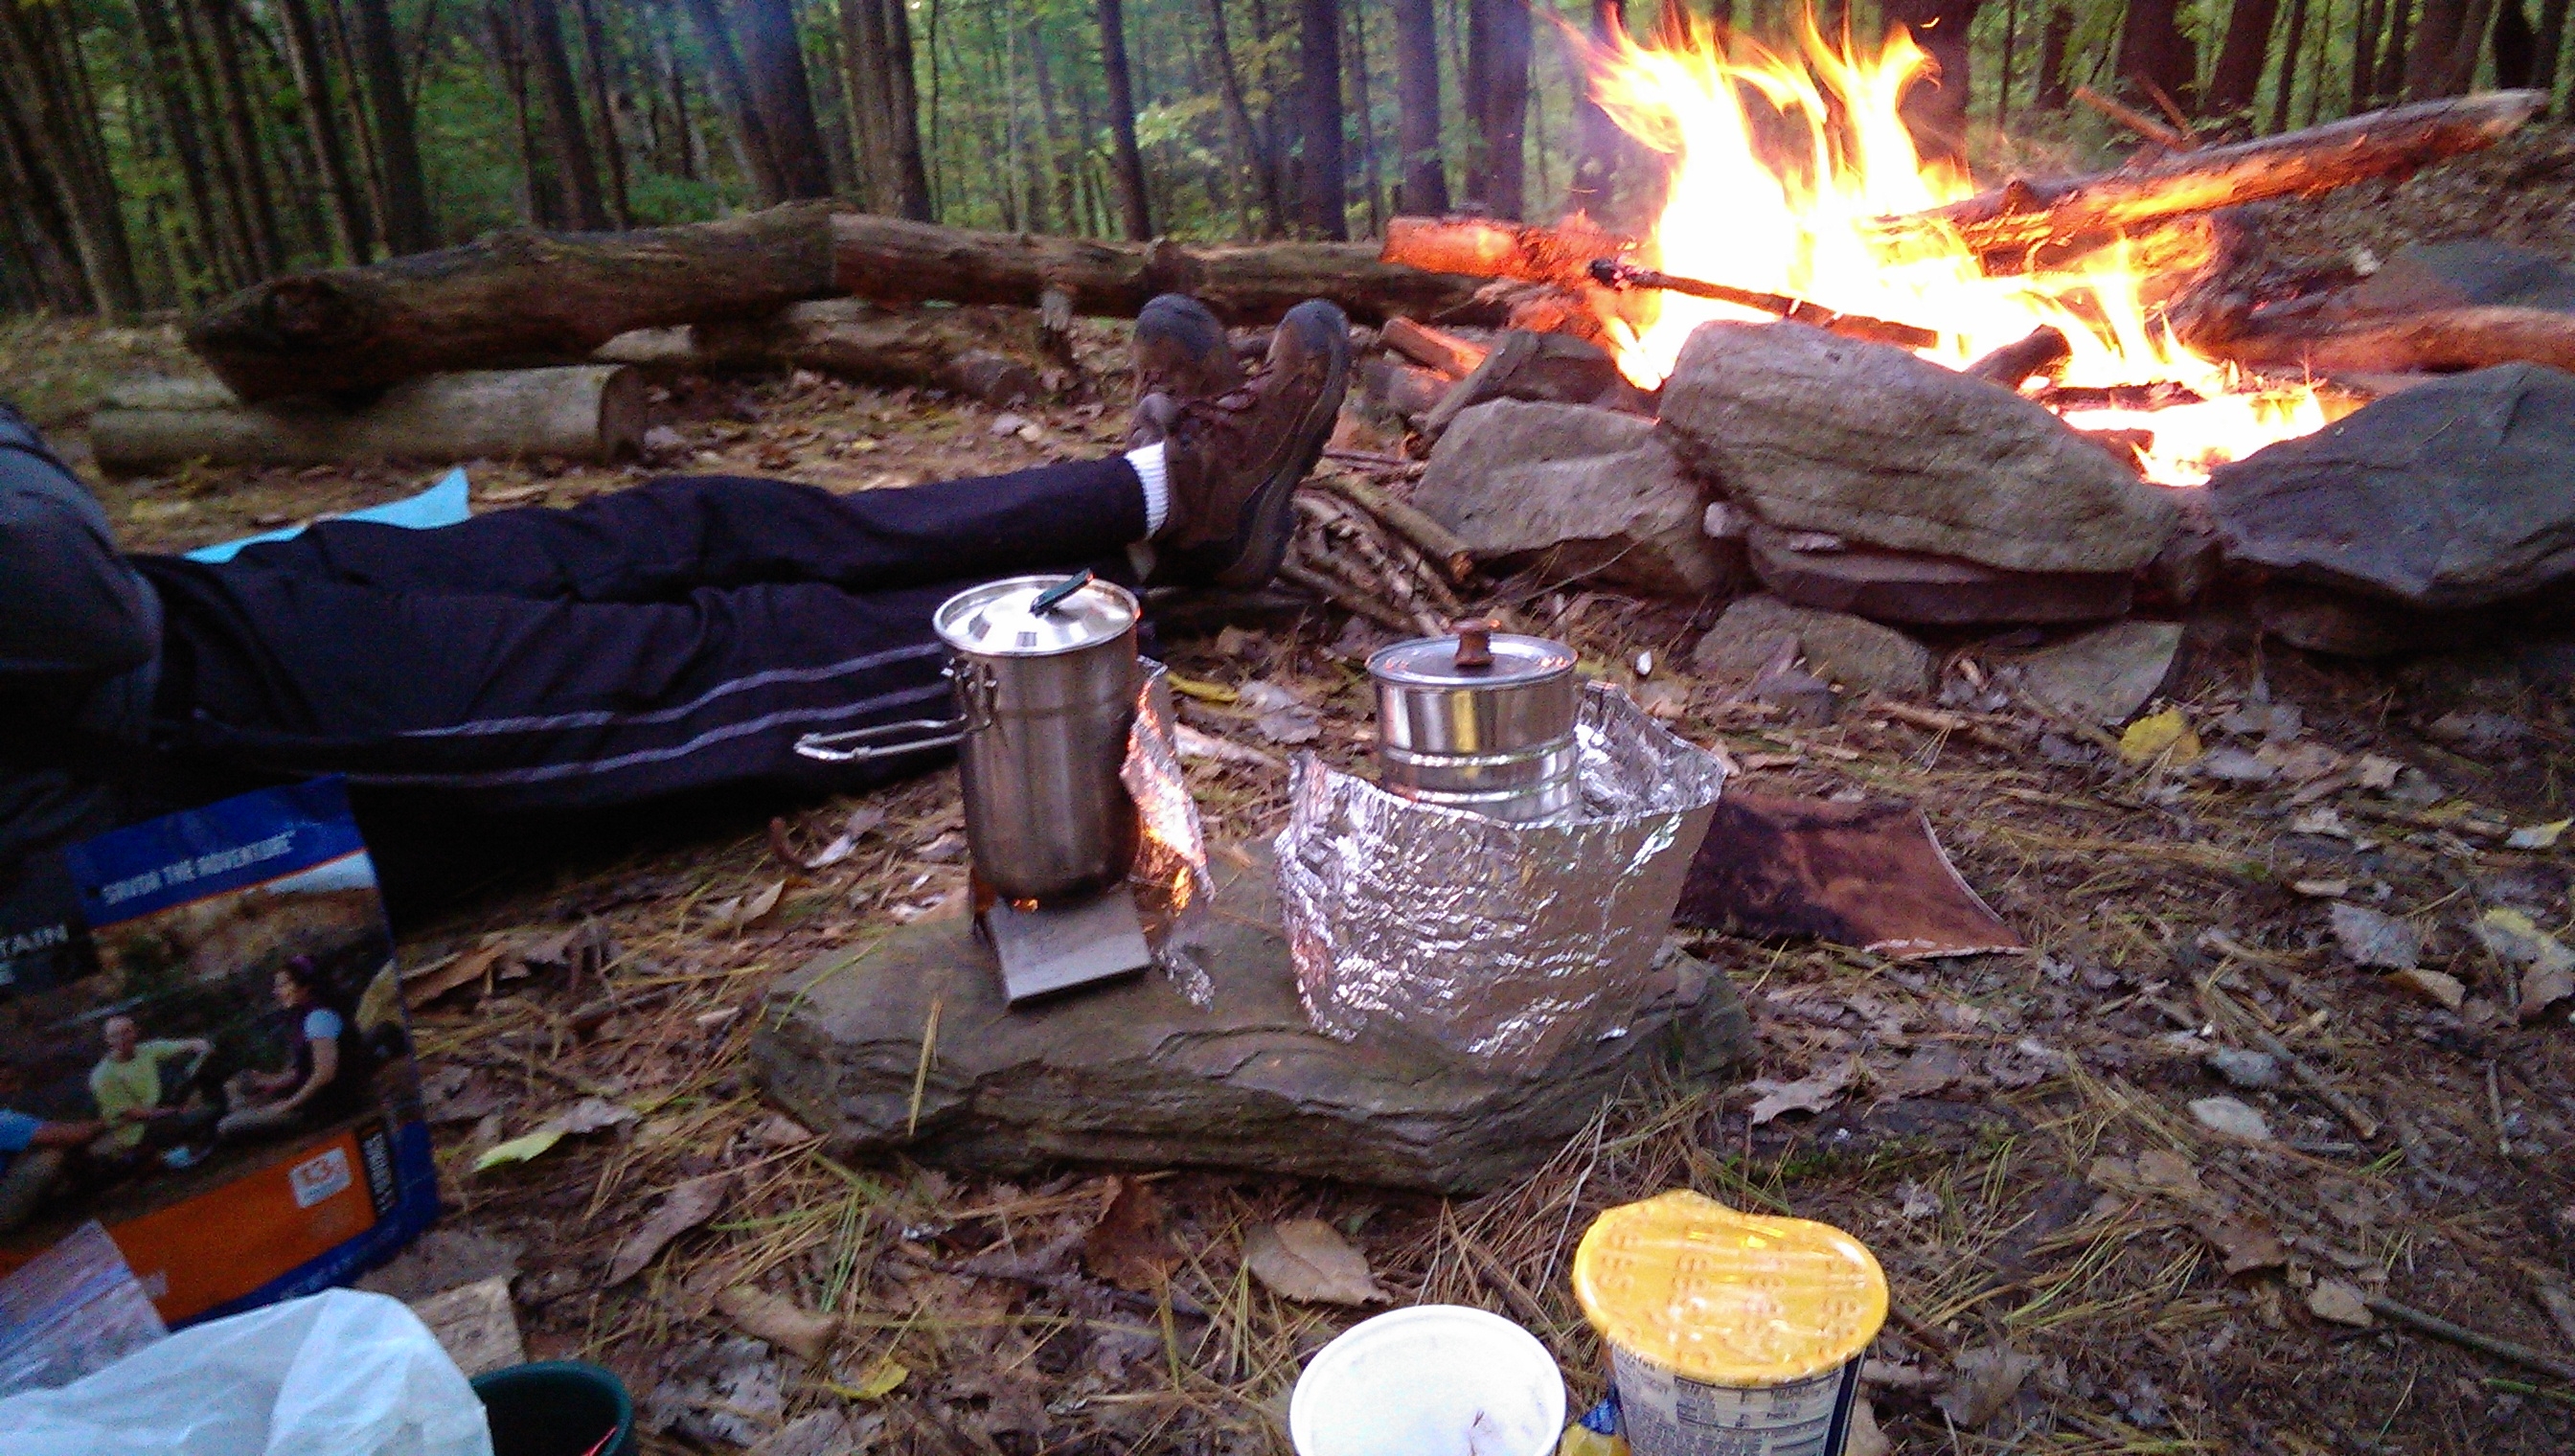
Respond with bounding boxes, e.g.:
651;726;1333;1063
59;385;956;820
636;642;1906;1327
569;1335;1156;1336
1451;618;1496;671
1030;568;1094;616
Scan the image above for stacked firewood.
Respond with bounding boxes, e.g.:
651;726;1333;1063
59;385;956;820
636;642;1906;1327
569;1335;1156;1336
1281;467;1479;638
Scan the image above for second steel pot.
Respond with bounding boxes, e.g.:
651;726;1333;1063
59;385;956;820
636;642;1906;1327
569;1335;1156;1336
1368;620;1580;823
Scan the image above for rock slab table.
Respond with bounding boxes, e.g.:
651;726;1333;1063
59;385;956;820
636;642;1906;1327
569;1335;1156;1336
750;845;1750;1194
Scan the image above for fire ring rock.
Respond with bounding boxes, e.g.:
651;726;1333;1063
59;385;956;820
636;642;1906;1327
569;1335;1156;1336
1656;321;2179;575
2209;364;2575;611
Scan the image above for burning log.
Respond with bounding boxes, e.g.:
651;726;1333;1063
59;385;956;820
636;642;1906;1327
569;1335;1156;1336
190;204;1484;403
2199;305;2575;377
1379;214;1638;294
1964;326;2072;388
1887;92;2544;262
1379;316;1490;377
1586;260;1942;351
90;366;646;475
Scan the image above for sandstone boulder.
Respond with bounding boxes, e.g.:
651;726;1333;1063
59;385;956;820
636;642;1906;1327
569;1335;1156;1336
749;846;1751;1194
1416;398;1730;595
1657;321;2178;574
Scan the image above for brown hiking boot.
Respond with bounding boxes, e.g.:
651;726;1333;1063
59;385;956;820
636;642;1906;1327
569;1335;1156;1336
1152;300;1350;589
1128;295;1242;449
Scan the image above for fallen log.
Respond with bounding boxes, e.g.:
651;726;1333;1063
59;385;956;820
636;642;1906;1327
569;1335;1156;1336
2199;305;2575;375
1887;91;2543;261
596;299;1054;405
190;205;1486;404
90;365;647;475
1380;214;1638;292
1380;315;1488;375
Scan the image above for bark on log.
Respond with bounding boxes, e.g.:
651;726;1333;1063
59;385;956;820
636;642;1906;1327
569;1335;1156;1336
1888;91;2543;260
189;206;839;403
596;299;1054;405
2199;305;2575;375
188;204;1483;404
90;366;647;475
825;214;1478;322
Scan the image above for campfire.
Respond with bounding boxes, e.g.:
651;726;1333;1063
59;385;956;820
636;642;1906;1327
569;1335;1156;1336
1584;12;2328;488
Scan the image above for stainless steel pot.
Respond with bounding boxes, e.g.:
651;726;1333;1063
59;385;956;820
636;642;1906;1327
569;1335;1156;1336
1368;619;1580;823
796;572;1142;902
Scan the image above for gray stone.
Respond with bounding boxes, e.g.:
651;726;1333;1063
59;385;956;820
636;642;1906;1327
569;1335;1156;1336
1693;594;1934;699
2005;621;2184;726
1420;329;1626;440
1745;525;2132;625
2211;365;2575;610
1416;398;1729;596
749;846;1751;1194
2204;1047;2284;1090
2341;240;2575;317
1657;322;2178;574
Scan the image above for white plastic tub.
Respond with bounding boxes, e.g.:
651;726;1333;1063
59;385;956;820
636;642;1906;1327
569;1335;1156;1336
1288;1305;1565;1456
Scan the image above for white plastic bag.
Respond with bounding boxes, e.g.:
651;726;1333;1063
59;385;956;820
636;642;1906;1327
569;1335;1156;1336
0;1287;492;1456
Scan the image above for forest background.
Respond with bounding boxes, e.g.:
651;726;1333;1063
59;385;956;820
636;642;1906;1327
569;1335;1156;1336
4;0;2569;317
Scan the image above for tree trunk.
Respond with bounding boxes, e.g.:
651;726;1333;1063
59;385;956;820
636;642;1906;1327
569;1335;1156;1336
2441;0;2505;90
1885;0;1983;164
2535;0;2571;98
1098;0;1154;239
1206;0;1287;236
2034;5;2074;108
275;0;376;262
1567;0;1629;219
351;0;436;252
808;20;862;195
1391;0;1447;215
2352;0;2389;105
1346;2;1383;235
1297;0;1347;239
523;0;612;228
171;0;264;283
731;0;835;199
835;0;893;209
1027;12;1082;234
187;204;1484;399
576;0;634;224
202;0;290;274
2272;0;2313;128
680;0;788;200
0;101;96;311
1464;0;1529;218
2207;0;2285;118
2115;0;2199;112
0;4;142;310
2407;0;2468;93
92;366;649;472
877;0;932;218
133;0;244;290
486;1;553;224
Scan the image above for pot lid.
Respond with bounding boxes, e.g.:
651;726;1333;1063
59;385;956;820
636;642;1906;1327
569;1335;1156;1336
936;572;1139;657
1369;620;1575;690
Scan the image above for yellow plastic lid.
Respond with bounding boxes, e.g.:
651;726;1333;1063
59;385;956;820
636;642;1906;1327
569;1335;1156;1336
1572;1190;1887;1387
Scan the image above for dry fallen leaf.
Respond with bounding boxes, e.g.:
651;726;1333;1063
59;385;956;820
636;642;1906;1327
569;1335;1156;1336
2306;1279;2374;1328
708;878;787;932
2189;1096;2273;1142
1937;1344;2040;1427
2118;708;2201;766
2195;1216;2290;1275
1747;1057;1860;1126
2330;902;2421;971
2132;1149;2203;1199
2523;964;2575;1022
607;1175;729;1285
829;1356;909;1401
1845;1396;1893;1456
2385;967;2467;1012
717;1285;842;1361
403;942;506;1006
1875;1044;1970;1101
1082;1177;1181;1291
1242;1218;1389;1306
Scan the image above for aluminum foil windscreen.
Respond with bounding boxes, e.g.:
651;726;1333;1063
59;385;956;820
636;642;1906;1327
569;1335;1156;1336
1277;681;1730;1072
1122;664;1219;1006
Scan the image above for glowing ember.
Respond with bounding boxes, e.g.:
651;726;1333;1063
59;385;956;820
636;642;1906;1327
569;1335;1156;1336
1583;12;2325;486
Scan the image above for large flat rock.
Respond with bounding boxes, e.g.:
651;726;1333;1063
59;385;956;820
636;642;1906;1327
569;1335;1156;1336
1658;321;2178;574
1416;399;1731;597
2209;364;2575;610
749;846;1750;1194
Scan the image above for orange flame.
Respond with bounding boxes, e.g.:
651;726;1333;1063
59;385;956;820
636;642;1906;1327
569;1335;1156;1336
1584;11;2323;486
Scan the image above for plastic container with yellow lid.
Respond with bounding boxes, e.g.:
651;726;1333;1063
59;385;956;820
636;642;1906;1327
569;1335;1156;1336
1572;1190;1887;1456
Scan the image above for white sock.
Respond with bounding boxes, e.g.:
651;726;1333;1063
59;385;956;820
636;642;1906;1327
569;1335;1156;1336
1126;442;1171;536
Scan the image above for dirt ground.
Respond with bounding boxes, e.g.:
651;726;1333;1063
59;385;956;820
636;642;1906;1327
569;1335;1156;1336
13;184;2575;1453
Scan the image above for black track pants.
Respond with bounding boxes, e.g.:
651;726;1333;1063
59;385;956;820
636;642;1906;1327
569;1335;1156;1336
132;462;1148;816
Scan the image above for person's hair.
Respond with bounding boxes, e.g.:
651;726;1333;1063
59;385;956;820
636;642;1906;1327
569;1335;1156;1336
277;957;326;999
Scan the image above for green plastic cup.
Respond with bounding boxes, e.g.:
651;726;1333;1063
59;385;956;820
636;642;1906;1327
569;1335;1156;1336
469;1360;636;1456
